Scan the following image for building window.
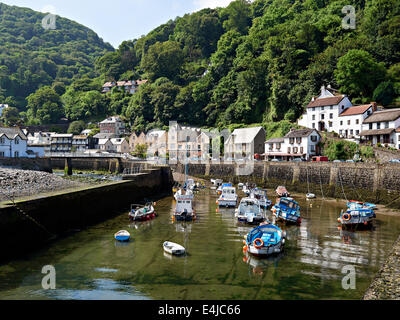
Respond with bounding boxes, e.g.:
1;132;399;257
369;123;373;130
300;147;304;154
269;144;273;151
385;122;389;129
340;121;343;126
288;147;291;153
356;119;359;125
293;147;298;153
321;107;325;111
377;122;381;129
276;143;281;150
329;122;333;128
312;107;315;112
339;130;343;135
296;137;302;144
0;151;4;157
330;106;333;110
356;130;359;136
289;138;295;144
312;123;315;129
330;113;333;119
347;120;351;125
15;137;19;145
312;115;315;121
311;136;318;142
14;151;19;158
0;137;4;144
350;130;353;135
321;114;325;120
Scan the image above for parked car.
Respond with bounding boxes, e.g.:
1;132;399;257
346;160;355;163
312;156;329;162
271;159;282;162
333;160;344;163
292;158;306;162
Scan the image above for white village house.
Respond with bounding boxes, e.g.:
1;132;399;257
297;85;379;141
110;138;129;153
0;127;44;158
359;108;400;149
264;128;321;161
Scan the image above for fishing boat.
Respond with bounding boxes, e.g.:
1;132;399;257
128;202;156;221
252;189;272;209
347;200;377;210
174;194;196;221
276;186;290;198
306;193;316;199
338;208;376;229
238;183;244;190
114;230;131;242
163;241;186;255
243;224;286;257
272;197;302;225
217;186;238;207
217;183;232;195
235;197;265;224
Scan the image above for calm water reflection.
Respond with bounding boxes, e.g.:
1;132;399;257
1;189;400;300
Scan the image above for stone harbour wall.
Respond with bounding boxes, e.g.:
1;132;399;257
171;162;400;209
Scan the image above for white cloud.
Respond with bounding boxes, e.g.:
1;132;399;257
193;0;234;10
40;4;57;15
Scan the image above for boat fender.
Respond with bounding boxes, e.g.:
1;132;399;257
343;213;351;221
253;238;264;249
282;239;286;245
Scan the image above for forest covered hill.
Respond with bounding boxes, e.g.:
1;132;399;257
0;2;114;111
1;0;400;136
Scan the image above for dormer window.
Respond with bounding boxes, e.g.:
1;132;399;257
15;137;19;145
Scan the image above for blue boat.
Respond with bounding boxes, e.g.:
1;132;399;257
338;208;376;229
244;224;286;257
114;230;131;242
347;200;377;210
272;197;301;225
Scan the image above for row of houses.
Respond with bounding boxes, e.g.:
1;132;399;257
298;85;400;149
101;80;148;94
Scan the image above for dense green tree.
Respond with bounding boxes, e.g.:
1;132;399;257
0;107;20;126
68;120;86;135
373;81;396;106
26;86;63;124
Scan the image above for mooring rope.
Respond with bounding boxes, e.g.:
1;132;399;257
338;167;348;202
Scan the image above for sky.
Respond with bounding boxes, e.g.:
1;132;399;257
0;0;235;48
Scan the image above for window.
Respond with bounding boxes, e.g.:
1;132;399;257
340;121;343;126
350;130;353;135
356;119;359;125
269;144;273;151
312;115;315;121
369;123;373;130
330;106;333;110
377;122;381;129
330;113;333;119
321;114;325;120
311;136;318;142
276;143;281;150
356;130;359;135
312;107;315;112
329;122;333;128
293;147;298;153
347;120;351;125
321;107;325;111
287;147;291;153
339;130;343;135
312;123;315;129
300;147;304;154
296;137;302;144
0;137;4;144
14;151;19;158
385;122;389;129
15;137;19;145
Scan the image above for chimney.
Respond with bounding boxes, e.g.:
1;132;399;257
311;96;315;102
370;102;377;112
321;85;326;97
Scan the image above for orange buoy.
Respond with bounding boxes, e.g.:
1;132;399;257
243;245;248;252
253;238;264;249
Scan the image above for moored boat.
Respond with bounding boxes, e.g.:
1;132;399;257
252;188;272;209
128;202;156;221
243;224;286;257
272;197;301;225
174;194;196;221
347;200;377;210
217;183;232;195
114;230;131;242
174;188;194;201
163;241;186;255
306;193;316;199
338;208;376;229
276;186;290;198
217;186;238;207
235;197;265;224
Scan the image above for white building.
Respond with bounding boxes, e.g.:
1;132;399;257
337;104;376;140
110;138;130;154
0;104;9;117
0;127;44;158
146;130;168;157
360;108;400;149
98;139;114;152
225;126;266;160
27;132;54;154
264;128;321;161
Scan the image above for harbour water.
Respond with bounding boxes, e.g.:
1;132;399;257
1;189;400;300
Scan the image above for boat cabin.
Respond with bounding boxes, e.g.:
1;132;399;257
276;197;300;215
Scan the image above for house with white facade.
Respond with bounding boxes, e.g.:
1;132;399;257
359;108;400;149
0;104;9;117
264;128;321;161
0;127;44;158
98;139;114;152
225;127;266;160
50;134;73;153
27;131;55;154
337;103;376;140
110;138;130;154
146;130;168;157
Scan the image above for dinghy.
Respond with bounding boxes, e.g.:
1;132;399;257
114;230;130;242
347;200;377;210
163;241;186;256
338;208;376;229
276;186;290;198
306;193;316;199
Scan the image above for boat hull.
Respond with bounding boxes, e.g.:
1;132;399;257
237;216;265;225
218;199;237;207
174;214;195;222
163;242;186;256
248;244;284;257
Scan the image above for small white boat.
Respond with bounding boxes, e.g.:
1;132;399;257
235;197;265;224
174;188;194;201
217;186;238;207
174;194;195;221
114;230;130;242
238;183;244;190
163;241;186;255
306;193;316;199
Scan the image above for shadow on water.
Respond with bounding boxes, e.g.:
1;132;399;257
0;189;400;300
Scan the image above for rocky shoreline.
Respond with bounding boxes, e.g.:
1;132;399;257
0;167;85;203
363;235;400;300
